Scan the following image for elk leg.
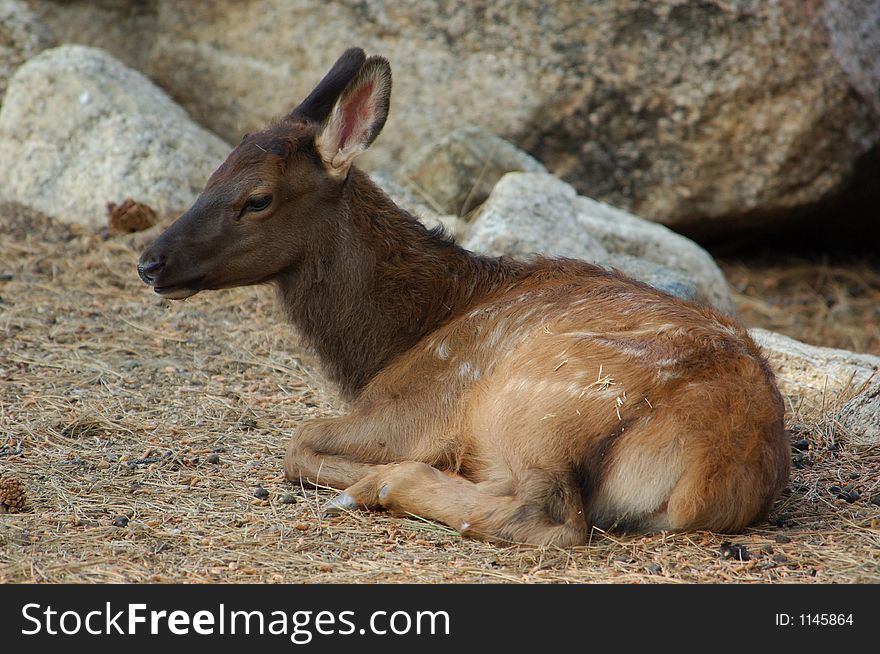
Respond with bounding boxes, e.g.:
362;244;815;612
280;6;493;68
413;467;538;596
283;414;448;492
335;461;589;546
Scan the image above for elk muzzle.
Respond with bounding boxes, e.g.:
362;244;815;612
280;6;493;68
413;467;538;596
137;234;205;300
136;253;165;285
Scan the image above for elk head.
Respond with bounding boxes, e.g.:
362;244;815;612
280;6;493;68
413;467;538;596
137;47;391;299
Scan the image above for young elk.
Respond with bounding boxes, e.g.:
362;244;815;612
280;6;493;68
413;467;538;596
138;48;789;546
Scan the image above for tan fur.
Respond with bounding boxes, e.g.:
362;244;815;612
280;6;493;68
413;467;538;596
138;48;790;546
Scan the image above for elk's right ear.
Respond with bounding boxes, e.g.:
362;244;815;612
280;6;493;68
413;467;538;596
313;56;392;178
289;48;367;125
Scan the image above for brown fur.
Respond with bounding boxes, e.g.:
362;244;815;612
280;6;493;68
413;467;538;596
138;48;790;546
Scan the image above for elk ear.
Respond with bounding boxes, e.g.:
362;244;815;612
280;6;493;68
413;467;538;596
314;56;391;177
289;48;366;124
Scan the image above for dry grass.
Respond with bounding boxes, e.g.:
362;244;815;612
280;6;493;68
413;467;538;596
1;205;878;584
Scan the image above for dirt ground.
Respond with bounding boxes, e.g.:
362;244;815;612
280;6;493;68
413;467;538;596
1;205;878;584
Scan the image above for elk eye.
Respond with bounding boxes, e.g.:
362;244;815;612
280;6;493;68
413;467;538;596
244;195;272;212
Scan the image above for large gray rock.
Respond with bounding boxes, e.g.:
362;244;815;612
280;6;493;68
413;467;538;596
601;254;699;306
835;381;880;448
463;172;734;312
397;125;546;217
22;0;156;72
463;173;608;263
573;195;735;314
124;1;880;234
0;0;54;105
0;45;230;229
750;328;880;444
823;0;880;120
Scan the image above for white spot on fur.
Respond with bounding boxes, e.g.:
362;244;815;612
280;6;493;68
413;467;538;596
458;361;481;381
487;323;508;348
561;330;600;339
436;342;450;360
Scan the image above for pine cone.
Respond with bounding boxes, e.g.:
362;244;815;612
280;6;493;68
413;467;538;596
0;476;27;514
107;198;157;234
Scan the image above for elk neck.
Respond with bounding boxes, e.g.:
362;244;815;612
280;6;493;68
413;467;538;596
272;167;527;399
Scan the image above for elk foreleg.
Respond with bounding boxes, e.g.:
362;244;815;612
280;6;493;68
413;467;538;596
283;412;453;494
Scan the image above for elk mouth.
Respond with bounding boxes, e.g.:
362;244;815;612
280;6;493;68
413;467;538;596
153;278;204;300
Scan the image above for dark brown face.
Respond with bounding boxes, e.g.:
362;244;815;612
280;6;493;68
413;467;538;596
138;47;391;300
137;123;340;299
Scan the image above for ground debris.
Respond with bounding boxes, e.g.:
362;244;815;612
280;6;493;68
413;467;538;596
0;476;28;514
107;198;157;234
1;205;878;583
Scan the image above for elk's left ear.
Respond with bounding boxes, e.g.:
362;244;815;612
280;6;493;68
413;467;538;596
315;56;391;177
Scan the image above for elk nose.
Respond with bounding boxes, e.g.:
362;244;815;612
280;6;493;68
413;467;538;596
137;254;166;285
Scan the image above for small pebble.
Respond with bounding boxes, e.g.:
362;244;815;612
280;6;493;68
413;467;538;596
773;516;790;527
111;515;129;528
848;472;860;480
773;554;788;564
828;485;842;495
719;541;750;561
254;486;269;499
774;534;791;544
841;490;860;504
646;563;662;574
870;494;880;507
791;438;809;451
761;544;774;555
279;492;298;505
206;453;221;464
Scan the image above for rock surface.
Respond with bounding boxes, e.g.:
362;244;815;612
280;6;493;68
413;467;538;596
0;45;230;229
23;0;156;72
0;0;54;105
463;172;735;312
750;328;880;443
600;254;699;305
463;173;608;264
27;0;874;235
573;194;734;313
398;125;546;217
835;381;880;448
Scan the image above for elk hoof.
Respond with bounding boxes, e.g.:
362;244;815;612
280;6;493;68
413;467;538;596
322;492;357;516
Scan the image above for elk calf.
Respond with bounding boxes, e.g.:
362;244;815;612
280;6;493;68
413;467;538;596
138;48;789;546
